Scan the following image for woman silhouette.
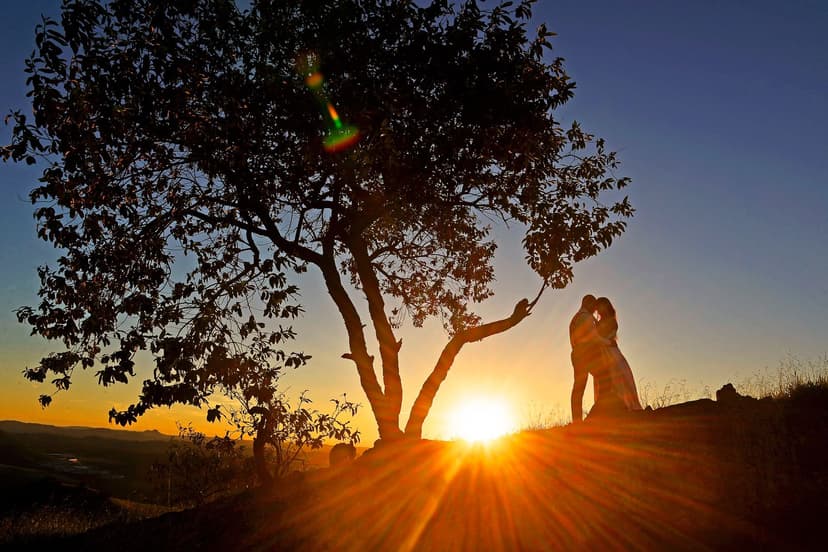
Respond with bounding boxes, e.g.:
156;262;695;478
592;297;642;414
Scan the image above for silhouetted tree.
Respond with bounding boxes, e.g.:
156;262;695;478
149;424;250;507
229;391;360;484
4;0;633;440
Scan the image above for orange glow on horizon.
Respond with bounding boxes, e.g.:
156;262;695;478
0;391;234;437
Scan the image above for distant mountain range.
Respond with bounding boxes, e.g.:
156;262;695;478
0;419;361;507
0;420;173;442
0;420;178;503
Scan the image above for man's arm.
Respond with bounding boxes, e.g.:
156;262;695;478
571;363;588;423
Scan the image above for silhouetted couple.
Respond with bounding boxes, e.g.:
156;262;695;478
570;295;642;422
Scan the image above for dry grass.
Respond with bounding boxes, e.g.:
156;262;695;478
519;401;569;431
0;504;111;543
736;354;828;399
0;491;176;544
639;355;828;409
638;378;712;409
522;355;828;431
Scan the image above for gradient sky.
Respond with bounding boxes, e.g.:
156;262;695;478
1;1;826;442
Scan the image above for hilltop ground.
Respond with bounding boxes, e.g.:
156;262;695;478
15;383;827;551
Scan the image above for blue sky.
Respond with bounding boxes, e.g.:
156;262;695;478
0;1;826;440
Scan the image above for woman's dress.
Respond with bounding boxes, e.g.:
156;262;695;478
595;319;642;412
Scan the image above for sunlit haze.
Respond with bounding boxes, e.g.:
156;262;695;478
448;398;516;443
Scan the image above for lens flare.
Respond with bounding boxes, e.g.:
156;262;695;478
305;72;324;90
295;51;360;153
323;125;360;153
326;103;342;129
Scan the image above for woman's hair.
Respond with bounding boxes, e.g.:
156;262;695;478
595;297;616;318
595;297;619;341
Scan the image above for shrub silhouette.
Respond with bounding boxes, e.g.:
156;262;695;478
328;443;357;468
149;425;252;508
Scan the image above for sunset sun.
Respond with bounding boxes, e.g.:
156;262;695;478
448;398;516;443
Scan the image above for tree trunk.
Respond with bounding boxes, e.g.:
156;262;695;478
349;235;405;437
253;429;273;485
377;408;404;441
320;251;405;440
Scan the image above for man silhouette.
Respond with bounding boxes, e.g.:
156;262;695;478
569;294;610;423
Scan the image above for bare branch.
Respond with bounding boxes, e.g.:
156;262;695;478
404;298;533;437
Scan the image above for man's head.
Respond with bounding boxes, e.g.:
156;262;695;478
580;294;597;312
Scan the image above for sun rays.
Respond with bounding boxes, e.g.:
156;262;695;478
249;414;760;551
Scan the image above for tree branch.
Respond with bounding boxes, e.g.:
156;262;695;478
184;208;269;238
229;188;325;267
404;298;533;437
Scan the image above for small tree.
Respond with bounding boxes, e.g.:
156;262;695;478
4;0;633;440
202;331;360;483
149;424;251;508
229;391;360;484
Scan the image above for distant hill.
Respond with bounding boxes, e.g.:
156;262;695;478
0;421;176;502
0;420;173;442
0;431;39;471
0;419;364;503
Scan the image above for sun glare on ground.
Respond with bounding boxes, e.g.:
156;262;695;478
448;398;516;443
